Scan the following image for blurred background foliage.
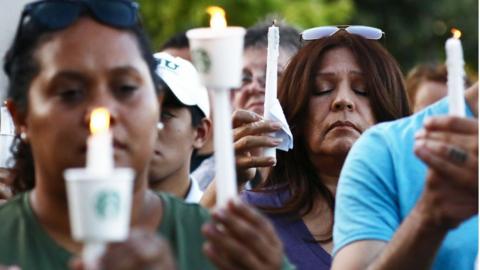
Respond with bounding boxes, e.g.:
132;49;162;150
139;0;478;77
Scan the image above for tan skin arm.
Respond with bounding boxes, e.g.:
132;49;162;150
332;84;478;270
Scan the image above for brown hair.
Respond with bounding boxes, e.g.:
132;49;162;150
260;31;410;241
405;64;448;107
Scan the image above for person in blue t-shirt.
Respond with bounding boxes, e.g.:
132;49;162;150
332;83;478;270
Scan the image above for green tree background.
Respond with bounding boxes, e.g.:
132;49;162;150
138;0;478;76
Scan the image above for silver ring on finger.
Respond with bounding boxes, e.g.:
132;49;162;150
447;147;468;165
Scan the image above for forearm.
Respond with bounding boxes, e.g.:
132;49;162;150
368;208;448;270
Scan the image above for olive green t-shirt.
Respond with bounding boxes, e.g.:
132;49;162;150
0;192;215;270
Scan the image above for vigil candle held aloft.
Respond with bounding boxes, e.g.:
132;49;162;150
445;28;466;117
263;20;280;160
186;6;245;207
64;108;134;269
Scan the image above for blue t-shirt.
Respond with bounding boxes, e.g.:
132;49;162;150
333;98;478;270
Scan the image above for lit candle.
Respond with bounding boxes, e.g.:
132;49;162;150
186;6;245;207
186;6;245;89
87;108;113;175
263;21;279;160
65;107;134;270
83;107;114;269
445;28;466;117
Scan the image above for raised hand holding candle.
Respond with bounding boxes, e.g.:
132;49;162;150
263;21;279;160
187;6;245;207
445;28;466;117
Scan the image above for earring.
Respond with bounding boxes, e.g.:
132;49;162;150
157;122;164;130
20;132;28;142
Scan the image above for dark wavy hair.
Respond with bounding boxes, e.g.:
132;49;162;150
3;3;161;193
260;31;411;242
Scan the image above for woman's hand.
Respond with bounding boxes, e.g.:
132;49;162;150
71;229;176;270
232;110;282;185
202;199;284;270
414;116;478;229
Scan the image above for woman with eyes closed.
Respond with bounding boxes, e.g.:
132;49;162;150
239;27;411;269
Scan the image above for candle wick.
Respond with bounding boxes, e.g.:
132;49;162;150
272;19;277;26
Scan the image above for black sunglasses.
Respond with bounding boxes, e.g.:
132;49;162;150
5;0;140;75
22;0;139;30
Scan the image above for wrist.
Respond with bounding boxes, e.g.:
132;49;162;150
411;201;450;236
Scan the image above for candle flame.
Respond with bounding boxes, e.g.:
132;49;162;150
451;28;462;39
90;108;110;135
207;6;227;29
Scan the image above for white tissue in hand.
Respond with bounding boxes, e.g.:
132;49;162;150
265;98;293;151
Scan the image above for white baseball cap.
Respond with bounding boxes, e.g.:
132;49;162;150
154;52;210;117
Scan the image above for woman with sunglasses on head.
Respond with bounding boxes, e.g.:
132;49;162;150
237;26;410;269
0;1;289;270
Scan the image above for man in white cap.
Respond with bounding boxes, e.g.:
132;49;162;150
148;52;211;203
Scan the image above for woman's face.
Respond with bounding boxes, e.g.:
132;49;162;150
304;47;375;159
19;18;159;190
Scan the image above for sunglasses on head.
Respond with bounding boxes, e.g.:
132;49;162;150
301;25;384;41
5;0;140;75
21;0;139;31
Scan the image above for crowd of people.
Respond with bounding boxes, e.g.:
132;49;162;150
0;0;477;270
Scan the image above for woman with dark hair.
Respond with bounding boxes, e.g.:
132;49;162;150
0;1;288;269
238;26;411;269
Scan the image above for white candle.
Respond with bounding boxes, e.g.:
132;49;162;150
86;108;114;175
186;6;244;207
212;89;237;206
84;107;113;269
445;29;466;117
263;22;279;160
65;107;134;270
186;6;245;89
